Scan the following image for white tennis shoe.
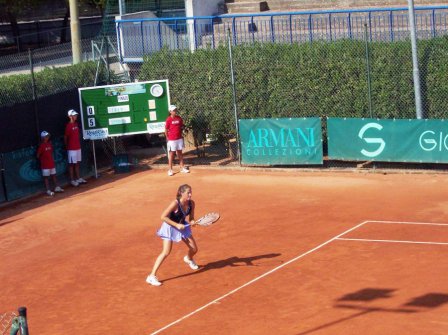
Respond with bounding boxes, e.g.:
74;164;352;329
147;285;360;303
167;170;174;176
181;167;190;174
183;256;199;270
71;180;79;187
54;186;64;193
146;275;162;286
77;178;87;184
46;190;54;196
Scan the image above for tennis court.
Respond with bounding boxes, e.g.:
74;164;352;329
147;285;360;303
1;168;447;334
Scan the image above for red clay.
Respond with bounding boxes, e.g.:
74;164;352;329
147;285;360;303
0;169;447;334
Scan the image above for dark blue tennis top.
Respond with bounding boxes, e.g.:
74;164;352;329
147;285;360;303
169;200;191;224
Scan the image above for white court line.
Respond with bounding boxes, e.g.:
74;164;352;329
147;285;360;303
148;221;369;335
366;220;448;226
337;237;448;245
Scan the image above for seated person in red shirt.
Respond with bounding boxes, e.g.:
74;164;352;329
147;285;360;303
37;131;64;196
165;105;190;176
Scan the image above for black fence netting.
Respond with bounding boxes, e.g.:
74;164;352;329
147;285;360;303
0;89;79;153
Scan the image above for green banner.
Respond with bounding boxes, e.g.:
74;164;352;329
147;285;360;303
328;118;448;163
239;118;323;165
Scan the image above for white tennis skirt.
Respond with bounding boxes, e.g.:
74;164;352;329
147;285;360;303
167;139;184;152
157;222;192;242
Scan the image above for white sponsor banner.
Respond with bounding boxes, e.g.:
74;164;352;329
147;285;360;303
84;128;109;140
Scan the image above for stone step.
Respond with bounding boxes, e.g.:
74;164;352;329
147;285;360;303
225;1;268;14
267;0;444;12
220;0;447;15
267;0;340;12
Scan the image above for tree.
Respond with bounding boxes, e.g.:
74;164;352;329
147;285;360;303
80;0;106;17
0;0;32;50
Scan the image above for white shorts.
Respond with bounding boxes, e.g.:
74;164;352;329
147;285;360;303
68;149;82;164
167;139;184;152
42;168;56;177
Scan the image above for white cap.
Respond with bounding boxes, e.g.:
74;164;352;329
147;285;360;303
67;109;78;116
169;105;177;112
41;131;50;138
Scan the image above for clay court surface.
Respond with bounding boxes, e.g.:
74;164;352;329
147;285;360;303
1;168;448;334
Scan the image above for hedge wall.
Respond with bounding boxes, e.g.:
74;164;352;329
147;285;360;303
138;36;448;138
0;61;111;108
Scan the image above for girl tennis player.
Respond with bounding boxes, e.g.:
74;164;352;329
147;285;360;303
146;184;199;286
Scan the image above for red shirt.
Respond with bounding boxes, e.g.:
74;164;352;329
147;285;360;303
165;116;184;141
65;122;81;150
37;142;55;169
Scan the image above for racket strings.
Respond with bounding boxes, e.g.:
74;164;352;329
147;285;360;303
197;212;220;226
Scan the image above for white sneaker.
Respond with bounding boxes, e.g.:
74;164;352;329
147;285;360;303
77;178;87;184
146;275;162;286
54;186;64;193
167;170;174;176
181;167;190;174
183;256;199;270
46;190;54;196
71;180;79;187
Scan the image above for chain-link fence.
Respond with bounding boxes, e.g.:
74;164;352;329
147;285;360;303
2;6;448;204
121;7;448;171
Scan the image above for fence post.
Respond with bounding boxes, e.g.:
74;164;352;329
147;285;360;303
407;0;424;119
29;49;40;142
431;9;436;38
364;24;373;118
105;36;111;85
348;13;352;39
227;29;241;165
308;14;313;42
9;307;29;335
0;154;8;202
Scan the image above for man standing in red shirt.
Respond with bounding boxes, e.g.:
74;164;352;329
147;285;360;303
165;105;190;176
65;109;87;186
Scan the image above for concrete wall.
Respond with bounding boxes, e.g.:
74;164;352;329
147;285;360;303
185;0;222;17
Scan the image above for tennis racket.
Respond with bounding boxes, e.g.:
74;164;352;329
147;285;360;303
185;212;220;227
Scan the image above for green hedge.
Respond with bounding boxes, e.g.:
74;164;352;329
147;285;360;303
0;61;111;108
140;37;448;139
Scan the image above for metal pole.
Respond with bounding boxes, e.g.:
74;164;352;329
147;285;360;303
227;29;241;165
118;0;126;16
9;306;29;335
0;154;8;202
105;36;111;85
69;0;82;64
92;140;98;178
407;0;424;119
29;49;40;141
364;24;373;118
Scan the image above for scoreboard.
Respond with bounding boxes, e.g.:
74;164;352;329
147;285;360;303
78;80;170;140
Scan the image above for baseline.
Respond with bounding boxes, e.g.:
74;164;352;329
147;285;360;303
366;220;448;226
337;237;448;245
335;220;448;245
148;220;369;335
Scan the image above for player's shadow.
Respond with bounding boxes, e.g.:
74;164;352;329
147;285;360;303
295;288;448;335
162;253;282;283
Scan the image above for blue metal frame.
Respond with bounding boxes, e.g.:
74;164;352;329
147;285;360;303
115;5;448;63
